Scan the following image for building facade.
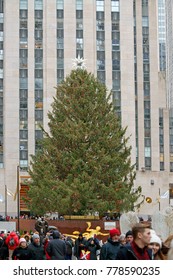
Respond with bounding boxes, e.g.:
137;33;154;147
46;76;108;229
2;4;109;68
0;0;173;217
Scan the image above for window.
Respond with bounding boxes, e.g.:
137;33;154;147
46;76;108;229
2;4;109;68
57;29;63;38
57;0;64;9
35;110;43;120
57;10;63;19
20;29;28;42
20;78;28;89
96;0;104;12
111;0;119;12
20;109;27;120
20;130;28;139
35;90;43;102
35;0;43;10
35;69;43;78
20;69;28;78
35;78;43;89
76;0;83;10
20;0;28;10
20;10;28;19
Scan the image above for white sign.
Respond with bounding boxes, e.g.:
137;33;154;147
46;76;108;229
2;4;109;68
104;222;116;230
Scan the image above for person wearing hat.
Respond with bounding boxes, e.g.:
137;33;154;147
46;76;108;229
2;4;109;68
148;234;165;260
74;232;87;260
125;230;133;244
100;228;121;260
12;238;32;260
46;230;66;260
28;233;45;260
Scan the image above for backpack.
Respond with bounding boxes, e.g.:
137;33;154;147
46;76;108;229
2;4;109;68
9;237;15;246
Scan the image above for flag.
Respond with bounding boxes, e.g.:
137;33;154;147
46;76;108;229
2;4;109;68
6;188;15;198
13;165;20;201
160;190;169;199
0;194;4;202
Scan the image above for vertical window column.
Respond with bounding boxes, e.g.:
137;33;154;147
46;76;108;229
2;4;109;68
76;0;83;58
133;0;138;169
142;0;151;170
35;0;43;152
0;0;3;168
57;0;64;85
96;0;105;84
19;0;28;170
159;108;164;171
111;0;120;118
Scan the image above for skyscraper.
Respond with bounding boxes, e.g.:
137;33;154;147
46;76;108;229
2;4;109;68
0;0;172;217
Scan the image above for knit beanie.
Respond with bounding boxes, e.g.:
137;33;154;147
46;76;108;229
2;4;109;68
19;237;26;244
32;234;40;240
150;234;162;248
110;228;120;237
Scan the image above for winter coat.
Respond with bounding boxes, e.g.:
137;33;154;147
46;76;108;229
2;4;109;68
116;242;152;260
46;238;66;260
85;238;101;260
100;238;121;260
5;232;19;250
28;242;46;260
12;246;32;260
74;237;87;259
0;237;9;259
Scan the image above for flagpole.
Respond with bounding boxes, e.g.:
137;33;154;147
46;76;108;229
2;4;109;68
5;185;7;218
17;165;20;232
159;188;160;211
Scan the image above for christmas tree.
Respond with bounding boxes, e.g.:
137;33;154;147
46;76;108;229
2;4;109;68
27;66;141;216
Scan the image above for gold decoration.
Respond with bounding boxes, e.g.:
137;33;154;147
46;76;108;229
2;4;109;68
63;221;109;240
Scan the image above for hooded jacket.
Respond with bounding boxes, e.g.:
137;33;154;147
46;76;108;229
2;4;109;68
100;237;121;260
5;232;19;250
46;231;66;260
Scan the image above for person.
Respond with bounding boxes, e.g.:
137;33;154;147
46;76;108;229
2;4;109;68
116;223;152;260
119;233;126;246
23;234;31;246
65;236;74;260
5;231;19;260
46;230;66;260
125;230;133;244
0;236;9;260
74;232;87;260
12;238;32;260
100;228;121;260
148;233;165;260
28;233;45;260
167;239;173;260
43;232;53;260
85;237;101;260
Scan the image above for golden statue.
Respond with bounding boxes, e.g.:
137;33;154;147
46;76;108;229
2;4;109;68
63;221;109;240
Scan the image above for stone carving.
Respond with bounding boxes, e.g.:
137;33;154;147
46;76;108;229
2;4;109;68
119;211;139;234
152;206;173;241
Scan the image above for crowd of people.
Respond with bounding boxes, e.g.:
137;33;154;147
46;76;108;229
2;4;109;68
0;222;173;260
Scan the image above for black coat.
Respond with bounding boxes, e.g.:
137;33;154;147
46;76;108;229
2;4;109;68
100;238;121;260
86;238;101;260
12;246;32;260
46;238;66;260
28;242;46;260
116;243;152;260
74;237;87;259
